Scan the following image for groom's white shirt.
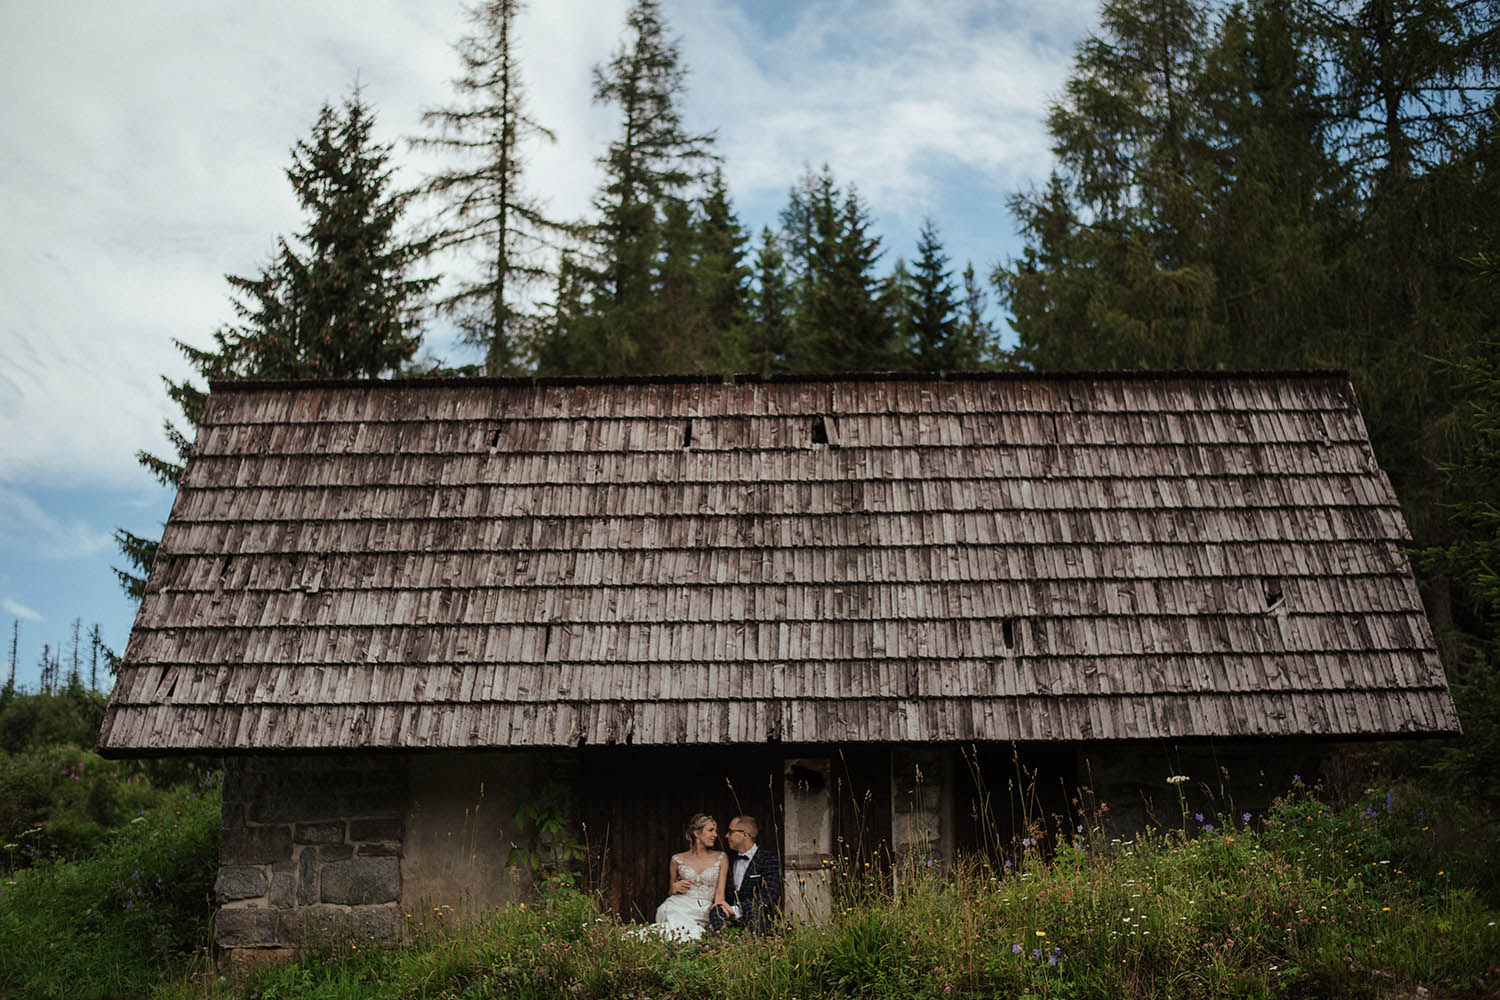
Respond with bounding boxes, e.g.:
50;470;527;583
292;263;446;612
732;843;758;893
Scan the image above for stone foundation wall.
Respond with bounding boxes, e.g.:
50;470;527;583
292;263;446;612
216;756;407;955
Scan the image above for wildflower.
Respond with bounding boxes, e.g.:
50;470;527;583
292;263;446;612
1021;837;1036;847
1167;774;1189;784
1004;859;1012;869
1048;954;1058;965
1012;944;1023;954
1076;824;1084;833
1242;812;1252;822
1035;930;1046;937
1204;823;1215;832
1033;948;1043;959
1194;813;1204;822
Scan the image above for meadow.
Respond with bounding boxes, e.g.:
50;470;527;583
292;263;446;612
1;753;1495;1000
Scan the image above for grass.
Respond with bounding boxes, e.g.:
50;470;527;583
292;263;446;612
1;768;1494;999
212;781;1497;1000
0;769;220;1000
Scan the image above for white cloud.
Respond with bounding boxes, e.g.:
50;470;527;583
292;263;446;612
0;0;1094;493
2;598;42;622
0;487;115;560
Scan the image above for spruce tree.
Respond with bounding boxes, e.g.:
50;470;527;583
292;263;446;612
746;227;793;377
907;219;960;372
553;0;715;374
415;0;571;375
115;89;432;598
998;0;1220;370
781;168;892;371
957;262;998;370
695;169;751;372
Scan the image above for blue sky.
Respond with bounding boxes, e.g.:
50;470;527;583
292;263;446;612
0;0;1097;691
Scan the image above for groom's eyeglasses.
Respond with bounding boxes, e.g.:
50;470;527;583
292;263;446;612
727;827;746;835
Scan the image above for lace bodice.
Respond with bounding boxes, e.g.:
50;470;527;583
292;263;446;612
673;854;722;904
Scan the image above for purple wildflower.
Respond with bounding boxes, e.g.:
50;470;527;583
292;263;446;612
1242;812;1252;823
1048;954;1058;965
1194;813;1204;823
1033;948;1043;959
1204;823;1215;832
1076;824;1084;833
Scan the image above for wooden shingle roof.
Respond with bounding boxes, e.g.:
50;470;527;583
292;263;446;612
98;372;1458;753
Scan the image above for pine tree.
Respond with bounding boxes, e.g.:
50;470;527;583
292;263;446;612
998;0;1221;370
555;0;716;374
746;227;793;377
957;262;998;370
415;0;571;375
3;621;16;704
781;169;892;371
115;89;433;598
907;220;960;372
695;169;751;372
88;624;101;691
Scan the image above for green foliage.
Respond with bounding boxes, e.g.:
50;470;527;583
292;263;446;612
117;86;432;598
217;782;1497;1000
0;776;219;1000
0;687;106;755
507;775;586;876
415;0;573;376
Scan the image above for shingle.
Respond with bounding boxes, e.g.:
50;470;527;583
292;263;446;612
99;373;1456;752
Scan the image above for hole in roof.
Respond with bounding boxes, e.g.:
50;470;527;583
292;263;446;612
1262;578;1285;612
1002;618;1017;653
488;427;503;452
683;420;693;449
811;416;829;445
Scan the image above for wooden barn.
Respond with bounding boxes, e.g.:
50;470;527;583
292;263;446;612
97;371;1457;960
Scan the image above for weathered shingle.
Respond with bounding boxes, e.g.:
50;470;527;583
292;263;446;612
98;372;1458;753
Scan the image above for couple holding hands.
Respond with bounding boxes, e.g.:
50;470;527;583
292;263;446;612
648;813;781;941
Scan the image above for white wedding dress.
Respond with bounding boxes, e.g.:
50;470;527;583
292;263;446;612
648;854;722;941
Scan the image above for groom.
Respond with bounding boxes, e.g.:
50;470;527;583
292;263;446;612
711;815;781;934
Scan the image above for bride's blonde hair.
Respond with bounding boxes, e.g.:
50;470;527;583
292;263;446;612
684;812;714;846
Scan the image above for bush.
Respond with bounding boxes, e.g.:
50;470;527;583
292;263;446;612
0;773;220;1000
0;745;174;871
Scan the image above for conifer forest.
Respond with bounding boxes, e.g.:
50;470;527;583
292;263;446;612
108;0;1499;798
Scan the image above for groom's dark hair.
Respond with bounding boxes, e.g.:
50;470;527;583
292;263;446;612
735;815;759;839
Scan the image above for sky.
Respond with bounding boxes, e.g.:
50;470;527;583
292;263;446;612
0;0;1097;692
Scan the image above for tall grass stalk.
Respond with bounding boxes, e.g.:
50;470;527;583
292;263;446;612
231;783;1497;1000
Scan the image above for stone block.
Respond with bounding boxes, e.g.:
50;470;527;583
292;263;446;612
221;826;292;865
215;866;269;903
277;904;350;945
319;844;353;861
357;841;399;857
275;903;400;944
219;946;297;977
348;818;402;842
215;906;279;948
294;821;344;845
221;759;254;801
320;857;401;905
269;871;295;909
249;775;343;823
297;846;319;906
348;904;403;941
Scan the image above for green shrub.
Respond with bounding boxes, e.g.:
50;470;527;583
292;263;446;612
0;772;220;1000
0;745;173;871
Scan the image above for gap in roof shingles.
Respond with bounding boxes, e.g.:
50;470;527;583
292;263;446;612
1263;577;1285;613
811;415;830;446
683;420;693;449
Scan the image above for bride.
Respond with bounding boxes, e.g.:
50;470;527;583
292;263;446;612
646;813;729;941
